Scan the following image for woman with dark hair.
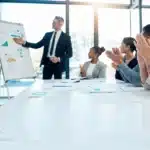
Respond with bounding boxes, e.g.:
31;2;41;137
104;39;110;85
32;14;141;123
115;37;138;81
80;46;106;78
106;37;141;87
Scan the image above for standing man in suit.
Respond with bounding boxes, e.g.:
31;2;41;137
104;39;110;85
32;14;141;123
14;16;73;79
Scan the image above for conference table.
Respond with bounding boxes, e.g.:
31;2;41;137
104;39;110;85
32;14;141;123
0;79;150;150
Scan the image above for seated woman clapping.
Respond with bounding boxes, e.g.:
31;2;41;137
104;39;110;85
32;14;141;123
115;37;138;81
80;46;106;79
106;38;141;87
136;24;150;90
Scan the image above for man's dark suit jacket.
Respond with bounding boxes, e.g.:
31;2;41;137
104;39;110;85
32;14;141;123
23;31;72;71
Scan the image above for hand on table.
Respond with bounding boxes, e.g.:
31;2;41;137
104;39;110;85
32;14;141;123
50;57;60;64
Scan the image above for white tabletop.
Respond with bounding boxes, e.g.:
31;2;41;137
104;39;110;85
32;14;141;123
0;79;150;150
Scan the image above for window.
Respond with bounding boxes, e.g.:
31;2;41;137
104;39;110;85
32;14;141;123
98;8;130;78
70;0;130;4
1;0;66;2
130;9;139;37
1;3;66;71
69;5;94;66
142;0;150;5
98;8;130;50
142;9;150;28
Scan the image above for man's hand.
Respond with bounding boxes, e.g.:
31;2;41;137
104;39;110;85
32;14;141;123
13;38;25;45
137;53;146;67
136;34;150;59
137;53;148;75
136;34;150;75
145;59;150;76
50;57;60;64
137;53;149;83
106;50;123;65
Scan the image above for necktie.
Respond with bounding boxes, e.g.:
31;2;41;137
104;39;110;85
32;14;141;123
50;31;57;56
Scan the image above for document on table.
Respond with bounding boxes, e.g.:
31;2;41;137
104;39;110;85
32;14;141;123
28;91;48;98
87;83;122;93
120;85;144;92
52;81;73;88
52;84;72;87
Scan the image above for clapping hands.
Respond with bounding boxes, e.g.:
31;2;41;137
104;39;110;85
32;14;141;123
136;34;150;60
106;48;123;67
136;34;150;76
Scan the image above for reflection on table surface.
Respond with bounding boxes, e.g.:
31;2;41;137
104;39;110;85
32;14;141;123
0;79;150;150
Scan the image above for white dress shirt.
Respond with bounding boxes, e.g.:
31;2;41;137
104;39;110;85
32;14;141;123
47;30;62;57
86;63;96;77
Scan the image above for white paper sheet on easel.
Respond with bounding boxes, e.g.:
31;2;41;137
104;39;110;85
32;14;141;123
0;20;36;81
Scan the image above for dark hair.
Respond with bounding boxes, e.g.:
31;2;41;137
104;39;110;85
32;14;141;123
91;46;105;56
142;24;150;37
55;16;64;22
122;37;136;53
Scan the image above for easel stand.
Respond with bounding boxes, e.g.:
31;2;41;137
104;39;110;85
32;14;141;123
0;61;36;100
0;65;11;100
